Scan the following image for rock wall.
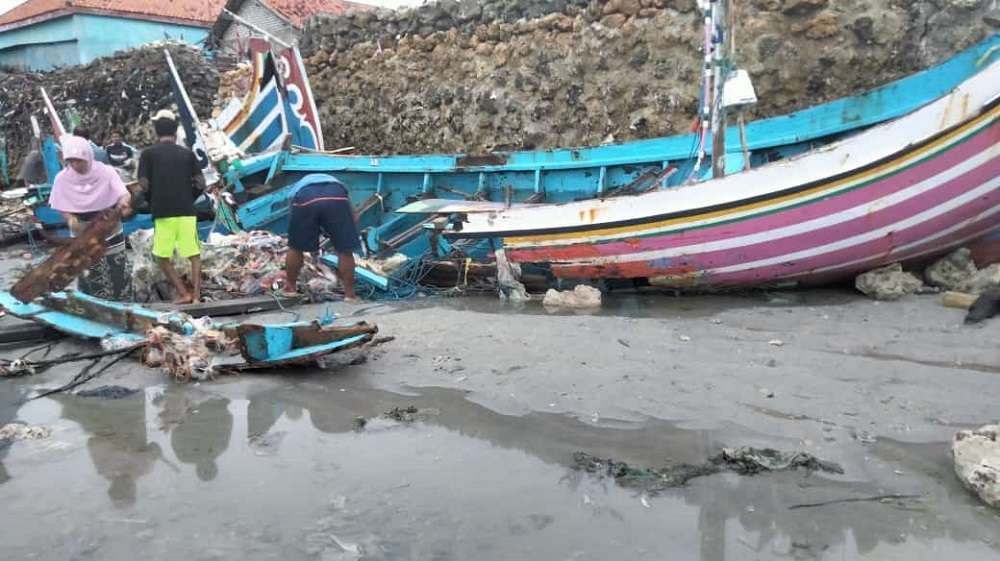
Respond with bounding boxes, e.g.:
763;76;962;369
0;43;218;175
300;0;999;154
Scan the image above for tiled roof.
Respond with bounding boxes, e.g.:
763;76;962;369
264;0;367;27
0;0;228;29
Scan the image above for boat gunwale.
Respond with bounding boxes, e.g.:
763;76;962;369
447;96;1000;240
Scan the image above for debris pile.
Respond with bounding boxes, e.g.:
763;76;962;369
298;0;997;154
130;229;343;302
0;423;51;442
953;424;1000;509
0;43;218;172
573;446;844;495
141;323;237;382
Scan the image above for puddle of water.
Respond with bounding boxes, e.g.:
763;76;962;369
0;379;998;561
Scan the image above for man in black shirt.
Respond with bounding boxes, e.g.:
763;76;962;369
136;113;206;304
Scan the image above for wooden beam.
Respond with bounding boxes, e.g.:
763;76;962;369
11;209;121;303
147;294;304;317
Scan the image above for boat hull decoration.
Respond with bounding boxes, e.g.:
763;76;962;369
442;58;1000;288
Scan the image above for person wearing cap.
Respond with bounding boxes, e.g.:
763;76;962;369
136;111;206;304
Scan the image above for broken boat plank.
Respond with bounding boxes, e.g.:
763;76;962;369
146;294;304;317
10;209;121;303
320;254;390;292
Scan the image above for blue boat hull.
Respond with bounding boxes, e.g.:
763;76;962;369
222;36;1000;259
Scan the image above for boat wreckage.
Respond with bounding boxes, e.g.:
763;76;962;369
0;289;377;381
8;16;1000;300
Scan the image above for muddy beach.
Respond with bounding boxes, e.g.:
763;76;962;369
1;285;998;561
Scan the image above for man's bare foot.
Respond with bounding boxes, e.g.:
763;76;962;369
280;290;301;299
343;296;360;304
173;294;193;305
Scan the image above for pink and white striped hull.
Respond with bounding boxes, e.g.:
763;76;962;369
508;120;1000;287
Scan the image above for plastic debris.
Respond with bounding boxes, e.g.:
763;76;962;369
0;423;51;441
141;322;238;383
496;248;530;302
542;285;602;309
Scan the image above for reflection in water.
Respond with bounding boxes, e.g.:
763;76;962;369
169;397;233;482
56;393;162;508
0;379;996;560
243;381;1000;560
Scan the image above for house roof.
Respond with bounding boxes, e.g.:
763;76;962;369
264;0;367;27
0;0;228;31
211;0;369;43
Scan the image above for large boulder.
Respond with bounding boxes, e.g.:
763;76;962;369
966;264;1000;294
953;424;1000;508
855;263;924;301
925;248;978;290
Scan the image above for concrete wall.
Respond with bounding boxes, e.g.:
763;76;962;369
75;14;210;65
0;15;81;69
0;14;210;71
219;0;299;56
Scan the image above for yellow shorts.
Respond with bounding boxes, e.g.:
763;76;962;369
152;216;200;259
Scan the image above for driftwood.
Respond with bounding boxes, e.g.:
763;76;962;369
11;208;121;303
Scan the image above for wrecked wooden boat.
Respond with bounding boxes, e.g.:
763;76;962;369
0;290;377;373
220;36;1000;262
433;56;1000;288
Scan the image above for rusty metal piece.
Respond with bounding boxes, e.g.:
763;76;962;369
11;208;122;303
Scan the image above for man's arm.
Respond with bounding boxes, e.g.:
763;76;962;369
134;151;150;207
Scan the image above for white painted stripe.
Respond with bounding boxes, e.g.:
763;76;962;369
778;206;1000;278
543;149;998;265
507;117;998;248
566;175;1000;273
706;176;1000;274
238;105;285;152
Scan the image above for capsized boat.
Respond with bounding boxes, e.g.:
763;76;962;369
0;290;377;371
432;56;1000;288
222;35;1000;263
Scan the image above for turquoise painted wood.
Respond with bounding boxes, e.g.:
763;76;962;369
0;14;208;71
0;290;375;367
224;35;1000;258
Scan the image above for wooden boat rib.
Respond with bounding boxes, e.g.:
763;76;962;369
440;57;1000;288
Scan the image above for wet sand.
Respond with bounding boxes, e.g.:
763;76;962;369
1;288;998;560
